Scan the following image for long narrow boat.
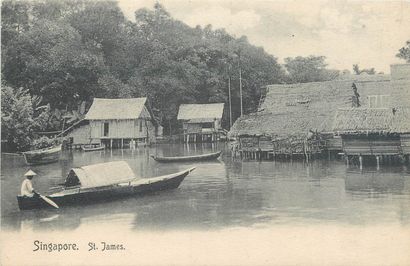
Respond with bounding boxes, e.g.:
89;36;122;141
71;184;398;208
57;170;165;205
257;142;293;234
22;145;62;165
81;144;105;152
17;161;195;210
151;151;222;163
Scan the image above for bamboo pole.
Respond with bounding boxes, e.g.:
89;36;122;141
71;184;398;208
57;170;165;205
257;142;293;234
228;75;232;128
239;55;243;117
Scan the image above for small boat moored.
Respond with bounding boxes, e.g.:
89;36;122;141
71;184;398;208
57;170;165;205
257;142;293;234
81;144;105;152
22;145;62;165
151;151;222;163
17;161;195;210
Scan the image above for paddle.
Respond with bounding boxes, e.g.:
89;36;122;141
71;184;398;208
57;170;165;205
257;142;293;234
38;194;59;209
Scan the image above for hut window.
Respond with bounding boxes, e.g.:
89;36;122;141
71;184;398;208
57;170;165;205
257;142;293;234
368;95;390;108
380;95;390;107
369;96;377;108
139;120;143;132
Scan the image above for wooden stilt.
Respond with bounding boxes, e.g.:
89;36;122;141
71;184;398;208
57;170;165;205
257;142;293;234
359;155;363;170
110;139;113;149
121;138;124;149
376;155;380;170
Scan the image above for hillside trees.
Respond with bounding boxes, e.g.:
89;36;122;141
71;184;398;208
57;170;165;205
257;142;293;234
1;0;285;135
284;56;340;83
352;64;376;75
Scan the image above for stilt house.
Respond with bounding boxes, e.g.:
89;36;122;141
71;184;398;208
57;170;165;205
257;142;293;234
85;98;159;148
177;103;225;143
229;74;392;159
333;108;401;156
333;64;410;165
63;98;160;148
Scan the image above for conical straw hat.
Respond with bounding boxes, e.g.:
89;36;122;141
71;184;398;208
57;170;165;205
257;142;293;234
24;169;37;176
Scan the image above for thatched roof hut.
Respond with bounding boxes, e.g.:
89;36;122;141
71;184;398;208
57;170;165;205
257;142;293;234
177;103;225;142
229;78;390;139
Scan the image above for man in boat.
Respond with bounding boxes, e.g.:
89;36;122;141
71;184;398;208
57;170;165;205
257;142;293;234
21;170;40;198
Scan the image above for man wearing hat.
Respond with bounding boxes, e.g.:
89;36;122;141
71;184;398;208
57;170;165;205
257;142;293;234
21;170;39;197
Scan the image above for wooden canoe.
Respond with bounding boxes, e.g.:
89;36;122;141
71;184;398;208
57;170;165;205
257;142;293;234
22;145;62;165
81;145;105;152
17;161;195;210
151;151;221;163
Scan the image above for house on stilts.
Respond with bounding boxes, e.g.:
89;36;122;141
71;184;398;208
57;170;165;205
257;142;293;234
228;72;393;160
62;98;162;148
333;108;410;167
177;103;225;143
333;64;410;167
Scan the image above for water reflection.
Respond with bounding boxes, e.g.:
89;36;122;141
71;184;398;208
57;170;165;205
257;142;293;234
345;167;406;194
1;143;410;231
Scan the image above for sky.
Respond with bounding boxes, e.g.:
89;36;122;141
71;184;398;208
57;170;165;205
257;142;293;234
117;0;410;73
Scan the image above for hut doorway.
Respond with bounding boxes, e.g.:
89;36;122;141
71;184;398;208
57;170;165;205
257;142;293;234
103;122;109;137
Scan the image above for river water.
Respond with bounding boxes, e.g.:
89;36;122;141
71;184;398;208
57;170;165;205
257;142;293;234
1;143;410;231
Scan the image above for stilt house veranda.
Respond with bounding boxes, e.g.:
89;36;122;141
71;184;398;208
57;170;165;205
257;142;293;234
228;71;394;157
63;98;161;148
177;103;225;143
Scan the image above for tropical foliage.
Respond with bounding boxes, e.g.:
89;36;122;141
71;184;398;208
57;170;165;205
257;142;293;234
284;56;340;83
352;64;376;75
1;86;49;150
396;40;410;63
